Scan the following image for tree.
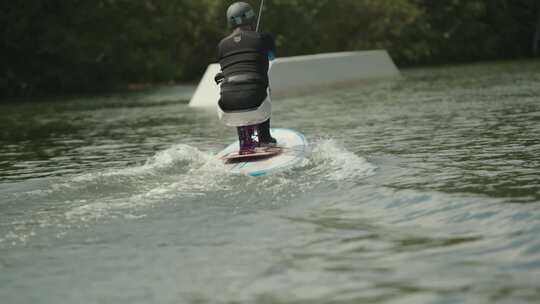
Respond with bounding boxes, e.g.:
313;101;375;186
2;0;540;99
534;7;540;55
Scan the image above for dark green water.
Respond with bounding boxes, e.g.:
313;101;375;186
1;61;540;303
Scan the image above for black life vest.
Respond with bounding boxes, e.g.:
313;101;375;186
217;29;274;89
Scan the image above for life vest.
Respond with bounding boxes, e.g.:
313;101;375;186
217;29;274;90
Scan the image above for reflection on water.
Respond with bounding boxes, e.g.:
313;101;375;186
1;61;540;304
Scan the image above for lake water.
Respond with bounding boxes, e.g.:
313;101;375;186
1;60;540;303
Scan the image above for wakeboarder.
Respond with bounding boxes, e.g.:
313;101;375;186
214;1;276;154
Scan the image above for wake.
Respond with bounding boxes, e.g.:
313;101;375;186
1;140;377;246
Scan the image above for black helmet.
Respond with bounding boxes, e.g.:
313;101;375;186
226;2;256;28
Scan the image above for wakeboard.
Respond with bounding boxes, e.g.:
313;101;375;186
221;147;282;163
217;128;307;176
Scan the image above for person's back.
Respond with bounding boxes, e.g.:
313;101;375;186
218;29;273;111
215;2;276;153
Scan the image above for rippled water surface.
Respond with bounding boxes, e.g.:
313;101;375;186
1;61;540;304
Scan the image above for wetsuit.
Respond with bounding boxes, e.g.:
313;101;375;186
217;28;275;143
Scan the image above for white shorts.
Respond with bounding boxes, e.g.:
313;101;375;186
217;89;272;127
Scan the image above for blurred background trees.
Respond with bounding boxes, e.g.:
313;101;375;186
1;0;539;98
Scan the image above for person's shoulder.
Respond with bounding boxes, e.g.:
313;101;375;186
219;32;235;45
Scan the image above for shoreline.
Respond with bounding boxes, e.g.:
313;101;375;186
2;56;539;103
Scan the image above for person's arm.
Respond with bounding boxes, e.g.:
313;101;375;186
261;33;276;61
215;43;224;84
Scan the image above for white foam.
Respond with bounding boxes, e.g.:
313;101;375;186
70;144;212;183
310;139;377;181
144;144;213;169
59;145;232;222
11;139;377;240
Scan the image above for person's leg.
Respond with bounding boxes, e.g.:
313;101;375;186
257;119;276;146
219;87;274;150
237;125;258;154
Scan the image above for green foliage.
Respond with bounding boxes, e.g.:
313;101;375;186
395;0;540;64
1;0;217;97
263;0;421;56
1;0;539;98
